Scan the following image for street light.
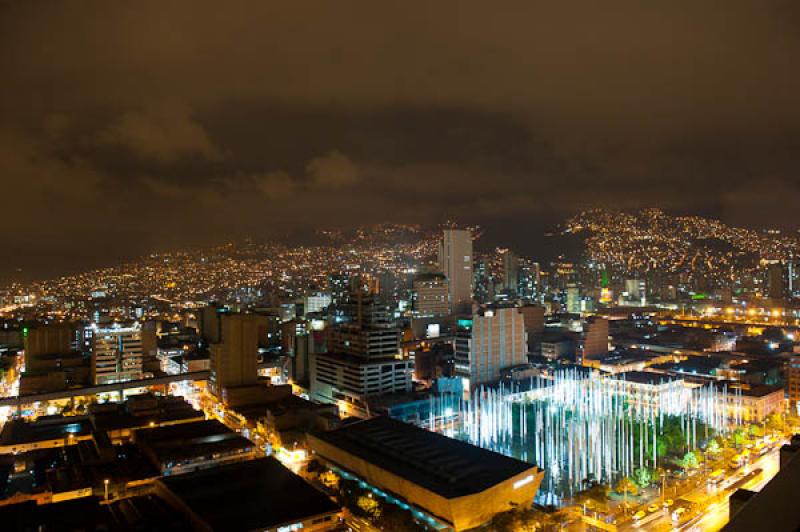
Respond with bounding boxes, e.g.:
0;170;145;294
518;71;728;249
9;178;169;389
104;478;110;501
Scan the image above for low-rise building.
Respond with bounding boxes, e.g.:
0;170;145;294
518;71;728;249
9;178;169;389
308;416;543;531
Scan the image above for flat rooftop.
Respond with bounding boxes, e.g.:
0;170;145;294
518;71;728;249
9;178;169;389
0;416;92;447
159;457;339;531
312;416;538;498
135;419;253;464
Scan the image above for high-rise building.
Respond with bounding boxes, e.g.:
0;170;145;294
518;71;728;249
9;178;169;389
788;355;800;414
580;317;609;362
197;303;227;344
502;250;520;296
303;291;332;315
768;263;786;301
311;292;411;413
91;323;143;384
209;314;261;398
519;305;546;354
412;273;449;316
328;293;400;358
24;323;73;372
566;284;581;314
439;229;473;313
455;306;527;388
473;259;492;304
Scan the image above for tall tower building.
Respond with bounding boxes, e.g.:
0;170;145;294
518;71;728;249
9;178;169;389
768;263;786;301
91;323;143;384
455;306;527;388
209;314;261;398
502;250;520;296
439;229;473;313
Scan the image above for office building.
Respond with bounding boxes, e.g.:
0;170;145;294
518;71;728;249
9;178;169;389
518;304;545;354
412;272;449;316
197;303;227;344
91;323;143;384
455;306;527;388
439;229;473;312
311;292;411;413
789;355;800;415
23;323;73;372
580;316;609;362
502;250;519;296
303;291;332;315
309;353;413;412
768;262;786;301
209;314;261;398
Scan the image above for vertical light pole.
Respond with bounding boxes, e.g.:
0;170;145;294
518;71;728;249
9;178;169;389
104;478;110;502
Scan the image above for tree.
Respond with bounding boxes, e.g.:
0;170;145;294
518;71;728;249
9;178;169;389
632;468;651;489
356;494;381;519
679;451;699;470
489;509;541;532
319;470;339;490
706;439;721;455
575;483;610;513
615;476;638;506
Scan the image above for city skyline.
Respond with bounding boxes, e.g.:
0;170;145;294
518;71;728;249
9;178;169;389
2;2;800;278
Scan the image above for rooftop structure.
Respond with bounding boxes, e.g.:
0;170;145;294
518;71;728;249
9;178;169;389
308;416;542;531
156;457;341;532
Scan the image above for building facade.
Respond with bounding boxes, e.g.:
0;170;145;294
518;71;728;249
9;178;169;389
439;229;473;313
455;307;527;388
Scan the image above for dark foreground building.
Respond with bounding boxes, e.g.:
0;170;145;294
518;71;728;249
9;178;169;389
308;416;543;531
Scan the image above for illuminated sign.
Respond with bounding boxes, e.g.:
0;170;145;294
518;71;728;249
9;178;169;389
513;475;535;490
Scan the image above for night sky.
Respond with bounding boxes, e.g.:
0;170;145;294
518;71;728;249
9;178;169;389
1;1;799;278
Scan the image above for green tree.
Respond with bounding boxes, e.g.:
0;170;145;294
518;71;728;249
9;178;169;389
632;468;651;489
706;439;721;455
679;451;699;470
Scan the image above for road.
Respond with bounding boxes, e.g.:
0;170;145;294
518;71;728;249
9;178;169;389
606;445;782;532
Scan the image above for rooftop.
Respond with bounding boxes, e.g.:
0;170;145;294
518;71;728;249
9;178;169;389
312;416;538;498
159;457;340;531
135;419;253;465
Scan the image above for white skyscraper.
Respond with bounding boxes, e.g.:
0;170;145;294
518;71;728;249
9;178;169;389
439;229;473;313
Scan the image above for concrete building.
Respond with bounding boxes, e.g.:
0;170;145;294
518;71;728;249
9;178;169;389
518;304;545;354
439;229;473;313
209;314;261;398
412;273;449;316
580;316;609;362
788;355;800;414
455;306;527;388
91;323;143;384
502;250;519;296
23;323;73;372
308;416;542;531
312;292;411;415
303;291;332;315
309;353;413;415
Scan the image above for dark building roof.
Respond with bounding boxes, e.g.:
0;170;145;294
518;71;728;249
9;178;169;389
159;457;340;531
0;416;92;447
135;419;253;465
312;416;538;499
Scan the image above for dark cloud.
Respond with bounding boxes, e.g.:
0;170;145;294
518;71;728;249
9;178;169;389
1;1;800;278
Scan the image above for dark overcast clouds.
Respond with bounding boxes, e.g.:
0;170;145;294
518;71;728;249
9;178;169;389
1;1;800;277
